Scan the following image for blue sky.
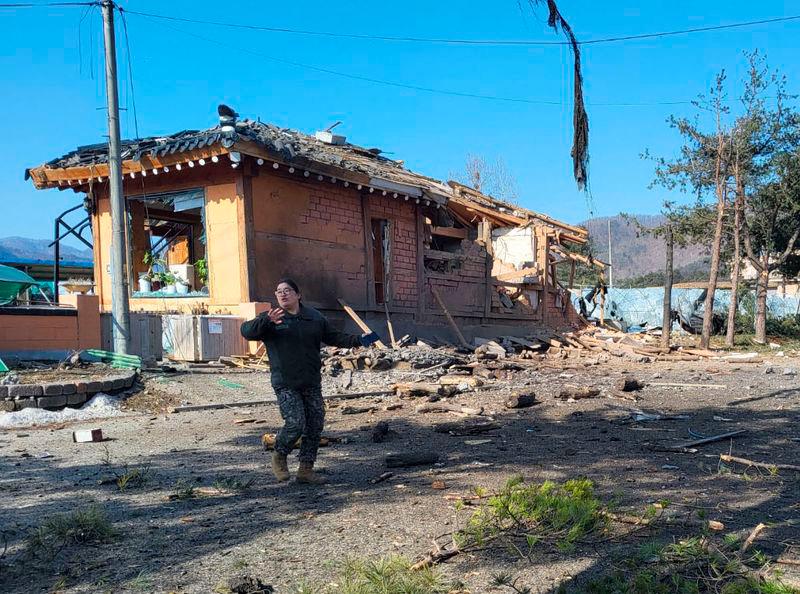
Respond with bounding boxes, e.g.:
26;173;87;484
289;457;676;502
1;0;798;247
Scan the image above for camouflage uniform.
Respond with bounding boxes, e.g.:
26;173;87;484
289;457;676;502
274;385;325;463
240;303;367;465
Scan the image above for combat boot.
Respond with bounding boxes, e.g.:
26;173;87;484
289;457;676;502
271;452;290;482
296;461;327;485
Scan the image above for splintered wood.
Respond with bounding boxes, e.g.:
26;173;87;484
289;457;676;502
548;326;734;363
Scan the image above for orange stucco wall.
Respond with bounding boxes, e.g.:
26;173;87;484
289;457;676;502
90;163;245;312
0;295;101;353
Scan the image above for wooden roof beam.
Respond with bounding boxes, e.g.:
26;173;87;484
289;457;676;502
27;144;232;190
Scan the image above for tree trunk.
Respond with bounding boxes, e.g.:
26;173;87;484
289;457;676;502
754;265;769;344
701;196;726;349
725;172;743;348
662;224;673;349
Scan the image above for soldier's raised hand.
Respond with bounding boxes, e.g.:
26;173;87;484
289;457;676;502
268;307;285;325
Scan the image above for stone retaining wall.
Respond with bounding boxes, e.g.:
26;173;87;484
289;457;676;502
0;370;137;412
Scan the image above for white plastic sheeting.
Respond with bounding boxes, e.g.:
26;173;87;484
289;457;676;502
0;393;127;429
572;287;800;329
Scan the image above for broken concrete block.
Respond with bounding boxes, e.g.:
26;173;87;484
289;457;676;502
37;395;67;409
42;383;64;396
14;398;37;410
9;384;43;398
61;383;76;395
0;400;14;412
67;393;88;406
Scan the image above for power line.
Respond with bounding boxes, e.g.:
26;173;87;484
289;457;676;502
120;8;800;47
0;2;96;7
129;13;701;108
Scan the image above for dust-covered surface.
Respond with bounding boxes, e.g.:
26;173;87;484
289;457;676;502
1;353;798;593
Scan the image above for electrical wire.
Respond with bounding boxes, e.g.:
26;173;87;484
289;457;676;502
130;13;700;108
120;8;800;47
118;7;140;139
0;2;96;7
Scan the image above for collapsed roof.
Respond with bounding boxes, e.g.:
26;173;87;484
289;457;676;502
26;106;587;242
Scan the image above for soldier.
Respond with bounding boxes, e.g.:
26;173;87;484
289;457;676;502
241;278;378;484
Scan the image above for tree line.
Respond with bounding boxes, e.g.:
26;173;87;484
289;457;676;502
634;52;800;348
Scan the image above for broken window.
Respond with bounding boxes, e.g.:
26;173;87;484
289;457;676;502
371;218;390;304
126;189;208;296
423;211;470;273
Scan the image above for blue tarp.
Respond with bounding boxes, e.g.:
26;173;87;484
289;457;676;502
572;287;800;330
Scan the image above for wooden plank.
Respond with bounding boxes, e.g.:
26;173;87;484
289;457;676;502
337;298;387;349
361;194;376;307
496;266;540;282
384;302;398;348
236;169;257;302
28;144;233;189
415;206;426;319
429;286;470;349
569;260;576;289
431;226;467;239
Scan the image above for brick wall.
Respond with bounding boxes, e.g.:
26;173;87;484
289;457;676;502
250;172;368;306
427;239;488;316
369;195;418;310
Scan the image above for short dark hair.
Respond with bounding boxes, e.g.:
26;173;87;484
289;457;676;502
277;278;300;294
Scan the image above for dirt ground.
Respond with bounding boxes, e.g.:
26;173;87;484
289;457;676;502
1;351;799;593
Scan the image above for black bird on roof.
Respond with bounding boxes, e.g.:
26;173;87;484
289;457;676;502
218;104;238;118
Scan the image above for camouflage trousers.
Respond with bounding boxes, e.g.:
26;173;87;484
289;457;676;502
274;385;325;463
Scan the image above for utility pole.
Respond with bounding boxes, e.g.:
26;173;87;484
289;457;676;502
101;0;130;354
607;219;613;288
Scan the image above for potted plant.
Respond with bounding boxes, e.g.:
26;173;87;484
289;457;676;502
194;257;208;289
175;276;190;295
139;251;156;292
159;271;177;294
137;271;153;293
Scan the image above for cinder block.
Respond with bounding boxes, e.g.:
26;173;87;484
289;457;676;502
101;379;115;392
67;392;88;406
74;381;87;394
14;398;37;410
111;378;125;391
61;383;76;395
0;385;8;399
37;395;67;409
123;374;135;388
42;383;64;396
9;384;43;398
86;381;103;394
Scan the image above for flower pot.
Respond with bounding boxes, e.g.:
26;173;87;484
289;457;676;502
175;282;190;295
163;284;177;295
138;278;152;293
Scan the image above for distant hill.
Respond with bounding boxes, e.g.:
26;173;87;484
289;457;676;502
580;215;709;283
0;236;93;263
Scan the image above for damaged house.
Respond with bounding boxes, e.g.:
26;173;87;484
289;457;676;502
25;106;593;356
